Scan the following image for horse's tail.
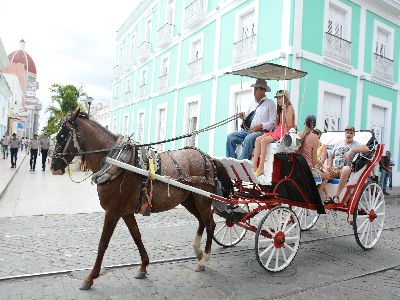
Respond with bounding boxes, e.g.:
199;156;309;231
211;158;233;198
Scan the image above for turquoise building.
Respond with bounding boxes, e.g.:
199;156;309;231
111;0;400;184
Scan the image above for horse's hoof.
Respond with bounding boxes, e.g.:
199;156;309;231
134;270;147;279
196;265;205;272
79;279;93;290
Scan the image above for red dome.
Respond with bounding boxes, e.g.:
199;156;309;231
8;39;37;74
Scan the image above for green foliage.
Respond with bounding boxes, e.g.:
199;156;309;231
43;84;87;135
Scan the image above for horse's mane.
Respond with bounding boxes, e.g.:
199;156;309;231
78;112;117;141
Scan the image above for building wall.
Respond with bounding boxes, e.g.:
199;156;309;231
111;0;400;183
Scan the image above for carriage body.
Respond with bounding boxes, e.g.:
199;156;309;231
213;129;385;271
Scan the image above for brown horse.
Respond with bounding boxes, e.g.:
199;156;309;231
51;108;232;290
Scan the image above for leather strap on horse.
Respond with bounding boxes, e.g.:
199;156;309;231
136;178;153;216
185;147;212;179
165;151;186;179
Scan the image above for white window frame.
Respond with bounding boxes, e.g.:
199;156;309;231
166;0;175;25
123;113;129;136
183;95;201;147
155;103;168;152
324;0;352;41
160;53;170;77
130;32;136;64
233;2;258;43
136;109;145;143
140;67;148;86
125;79;131;102
227;83;253;133
372;20;394;59
366;96;392;148
317;81;350;131
189;33;204;63
145;15;152;43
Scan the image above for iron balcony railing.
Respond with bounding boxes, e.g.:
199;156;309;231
233;34;257;64
372;53;394;82
157;23;173;47
187;58;202;80
324;32;351;65
184;0;207;28
159;73;168;91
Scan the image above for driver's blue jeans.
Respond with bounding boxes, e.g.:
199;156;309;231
226;130;263;160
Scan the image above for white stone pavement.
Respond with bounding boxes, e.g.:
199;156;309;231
0;151;102;217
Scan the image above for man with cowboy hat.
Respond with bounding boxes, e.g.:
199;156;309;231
226;78;276;160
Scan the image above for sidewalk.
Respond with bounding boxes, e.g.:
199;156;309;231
0;150;28;199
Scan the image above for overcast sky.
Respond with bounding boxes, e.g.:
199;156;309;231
0;0;139;130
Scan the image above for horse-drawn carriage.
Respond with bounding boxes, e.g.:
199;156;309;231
51;62;385;289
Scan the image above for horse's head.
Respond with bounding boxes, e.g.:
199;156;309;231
51;108;83;175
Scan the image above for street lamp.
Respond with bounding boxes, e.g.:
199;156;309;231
85;96;94;117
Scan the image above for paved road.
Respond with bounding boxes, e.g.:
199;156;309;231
0;157;399;299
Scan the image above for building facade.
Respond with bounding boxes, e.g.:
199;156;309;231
0;38;12;137
111;0;400;183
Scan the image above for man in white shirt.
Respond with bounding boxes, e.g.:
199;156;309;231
226;78;276;160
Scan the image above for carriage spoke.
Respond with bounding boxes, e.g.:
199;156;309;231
214;224;225;235
280;248;288;263
374;200;384;212
284;242;295;252
260;243;274;257
265;247;276;268
359;200;368;213
284;222;297;235
221;227;228;243
233;226;241;238
275;248;280;270
281;212;292;231
357;217;369;233
285;236;300;242
372;190;382;207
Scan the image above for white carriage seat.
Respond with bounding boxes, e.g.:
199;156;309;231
320;130;373;149
220;143;277;186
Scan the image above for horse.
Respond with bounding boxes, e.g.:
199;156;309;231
50;108;232;290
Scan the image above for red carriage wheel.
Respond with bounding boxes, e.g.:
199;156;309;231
255;206;301;272
353;183;385;250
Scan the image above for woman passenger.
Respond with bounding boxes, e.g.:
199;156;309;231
252;90;296;176
298;117;330;199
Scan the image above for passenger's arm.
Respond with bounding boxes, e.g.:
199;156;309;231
284;106;295;131
312;136;319;166
319;144;327;165
261;101;276;131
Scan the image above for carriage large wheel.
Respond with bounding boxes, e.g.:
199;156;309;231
213;204;249;247
353;183;385;250
255;206;301;272
293;207;319;231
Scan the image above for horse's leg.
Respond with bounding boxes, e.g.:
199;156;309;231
181;196;205;261
80;212;120;290
122;213;150;279
193;195;215;272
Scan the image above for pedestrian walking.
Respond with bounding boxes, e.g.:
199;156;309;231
379;150;391;195
40;133;50;171
388;158;394;190
9;133;20;168
28;134;40;171
20;137;25;151
1;133;10;159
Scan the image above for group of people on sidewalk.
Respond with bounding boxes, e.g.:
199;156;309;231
1;133;51;171
226;78;392;203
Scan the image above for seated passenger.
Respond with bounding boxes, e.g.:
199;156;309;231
298;116;330;197
314;128;327;166
325;125;369;204
226;78;276;160
252;90;295;176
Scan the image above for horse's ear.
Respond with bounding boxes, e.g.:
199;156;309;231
70;108;80;121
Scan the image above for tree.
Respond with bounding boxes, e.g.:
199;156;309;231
43;84;86;135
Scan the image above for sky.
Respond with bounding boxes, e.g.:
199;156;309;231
0;0;140;130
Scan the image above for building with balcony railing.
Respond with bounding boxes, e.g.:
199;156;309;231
111;0;400;184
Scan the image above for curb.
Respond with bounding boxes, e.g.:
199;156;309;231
0;154;28;199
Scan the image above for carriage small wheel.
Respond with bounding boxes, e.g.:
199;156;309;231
255;206;301;272
292;207;319;231
212;204;249;247
353;183;385;250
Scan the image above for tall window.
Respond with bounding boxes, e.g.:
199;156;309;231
140;69;147;97
323;92;343;132
123;115;129;136
145;18;152;42
125;79;131;102
233;89;253;132
130;33;136;64
327;6;345;38
188;36;203;80
190;38;202;62
376;29;389;57
370;105;386;144
372;21;394;82
239;10;255;41
167;0;174;25
156;107;167;151
137;112;145;143
113;117;117;133
185;101;198;147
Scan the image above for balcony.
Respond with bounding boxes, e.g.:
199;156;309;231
372;53;394;83
139;83;146;98
157;23;173;48
233;34;257;64
113;65;122;80
138;41;150;62
187;58;202;80
159;73;168;91
324;32;351;65
184;0;207;28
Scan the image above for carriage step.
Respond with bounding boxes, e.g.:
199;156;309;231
215;208;247;222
